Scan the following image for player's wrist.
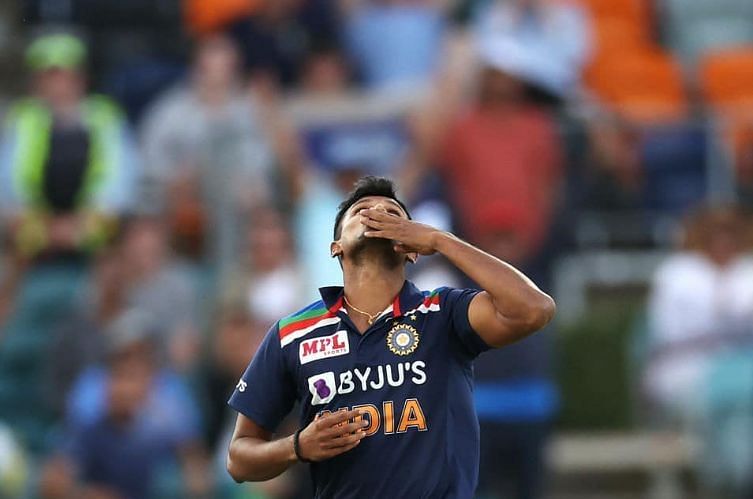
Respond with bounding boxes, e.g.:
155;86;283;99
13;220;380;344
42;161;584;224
293;428;314;464
285;434;298;464
431;230;455;254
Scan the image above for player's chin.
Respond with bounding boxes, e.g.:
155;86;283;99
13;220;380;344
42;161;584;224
357;230;388;244
353;235;400;257
360;233;392;246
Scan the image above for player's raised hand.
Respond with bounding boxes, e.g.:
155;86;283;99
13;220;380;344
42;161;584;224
297;409;369;462
361;207;440;256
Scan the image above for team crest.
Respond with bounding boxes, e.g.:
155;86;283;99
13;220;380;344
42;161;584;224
387;323;420;356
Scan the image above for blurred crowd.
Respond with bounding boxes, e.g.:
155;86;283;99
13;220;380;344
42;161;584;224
0;0;752;498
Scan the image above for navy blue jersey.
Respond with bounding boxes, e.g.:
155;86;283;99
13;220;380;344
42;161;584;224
228;281;491;498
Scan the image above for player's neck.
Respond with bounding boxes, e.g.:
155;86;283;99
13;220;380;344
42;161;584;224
342;263;404;331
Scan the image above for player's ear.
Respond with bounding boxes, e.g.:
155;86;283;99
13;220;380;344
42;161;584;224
330;241;342;259
406;252;418;264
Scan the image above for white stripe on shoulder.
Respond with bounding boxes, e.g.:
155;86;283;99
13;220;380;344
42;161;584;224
404;302;441;316
280;316;341;348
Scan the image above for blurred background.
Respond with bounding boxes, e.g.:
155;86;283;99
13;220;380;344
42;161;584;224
0;0;752;498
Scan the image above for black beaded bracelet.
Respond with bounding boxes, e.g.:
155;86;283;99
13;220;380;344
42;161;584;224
294;428;312;463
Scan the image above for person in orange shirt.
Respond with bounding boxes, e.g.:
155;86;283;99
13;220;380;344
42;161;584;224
440;58;564;261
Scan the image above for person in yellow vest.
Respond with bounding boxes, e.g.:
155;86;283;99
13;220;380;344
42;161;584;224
0;33;140;258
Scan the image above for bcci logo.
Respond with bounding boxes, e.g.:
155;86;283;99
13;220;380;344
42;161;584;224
387;324;420;356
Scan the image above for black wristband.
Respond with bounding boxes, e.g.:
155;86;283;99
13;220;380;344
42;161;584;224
294;428;313;463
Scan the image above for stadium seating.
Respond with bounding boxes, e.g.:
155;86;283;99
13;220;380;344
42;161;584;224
587;48;688;123
591;17;651;54
583;16;653;90
701;47;753;110
578;0;689;124
700;47;753;180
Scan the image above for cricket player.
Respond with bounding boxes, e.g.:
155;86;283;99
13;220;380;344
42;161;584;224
227;176;555;497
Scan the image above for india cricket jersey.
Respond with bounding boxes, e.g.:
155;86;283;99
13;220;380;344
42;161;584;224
228;280;491;498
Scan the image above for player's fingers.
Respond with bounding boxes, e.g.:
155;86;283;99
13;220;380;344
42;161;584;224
321;435;360;450
363;208;399;221
321;430;367;449
320;409;363;427
367;215;405;229
360;216;386;229
321;420;367;439
334;430;367;447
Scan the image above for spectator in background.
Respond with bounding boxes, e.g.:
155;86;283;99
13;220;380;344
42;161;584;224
575;115;644;213
227;0;341;89
46;309;209;499
222;206;306;327
473;0;592;100
439;45;564;263
119;216;201;372
0;32;140;260
199;306;266;454
286;43;353;113
342;0;447;95
243;208;306;327
46;215;199;411
286;44;413;179
45;243;128;416
140;34;276;277
297;43;352;97
645;206;753;422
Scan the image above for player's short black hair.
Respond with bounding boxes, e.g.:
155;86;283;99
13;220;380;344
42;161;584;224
333;176;411;239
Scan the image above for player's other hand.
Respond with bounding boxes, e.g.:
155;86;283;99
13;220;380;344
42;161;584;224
297;409;369;462
361;207;440;256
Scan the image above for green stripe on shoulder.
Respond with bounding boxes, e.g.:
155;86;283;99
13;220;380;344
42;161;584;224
279;306;329;328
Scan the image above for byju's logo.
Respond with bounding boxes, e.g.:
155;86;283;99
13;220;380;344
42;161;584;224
308;372;336;405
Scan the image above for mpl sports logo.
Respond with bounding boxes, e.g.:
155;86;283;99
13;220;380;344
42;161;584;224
299;330;350;365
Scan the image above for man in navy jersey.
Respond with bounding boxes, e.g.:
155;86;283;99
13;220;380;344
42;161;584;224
226;176;555;498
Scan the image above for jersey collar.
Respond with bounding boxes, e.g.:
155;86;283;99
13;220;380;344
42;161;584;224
318;280;426;320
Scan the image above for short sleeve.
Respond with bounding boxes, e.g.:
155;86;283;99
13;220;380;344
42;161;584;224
228;324;296;433
441;287;491;359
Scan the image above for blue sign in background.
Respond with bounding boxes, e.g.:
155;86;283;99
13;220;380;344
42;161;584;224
301;118;409;175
